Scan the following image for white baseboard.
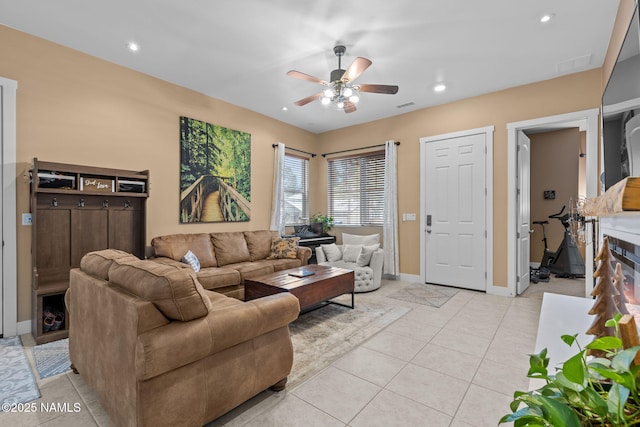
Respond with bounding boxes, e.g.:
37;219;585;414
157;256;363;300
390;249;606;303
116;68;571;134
16;320;31;336
399;273;421;283
487;284;515;297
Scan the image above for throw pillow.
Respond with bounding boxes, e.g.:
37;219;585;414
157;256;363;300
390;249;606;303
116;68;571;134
342;233;380;246
342;244;363;263
181;250;201;272
321;243;342;262
267;237;299;259
356;244;380;267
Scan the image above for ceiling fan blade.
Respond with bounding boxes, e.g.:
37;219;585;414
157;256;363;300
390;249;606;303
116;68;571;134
287;70;327;85
343;101;357;113
294;92;322;106
341;57;372;82
358;84;399;94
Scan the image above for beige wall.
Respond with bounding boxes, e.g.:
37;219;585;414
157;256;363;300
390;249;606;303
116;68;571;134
529;129;580;263
2;0;635;323
603;0;637;86
0;26;318;322
316;70;602;283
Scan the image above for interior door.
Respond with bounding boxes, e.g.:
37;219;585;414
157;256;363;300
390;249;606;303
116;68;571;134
425;133;486;291
517;130;531;294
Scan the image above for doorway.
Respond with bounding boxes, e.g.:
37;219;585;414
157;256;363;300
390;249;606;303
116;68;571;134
507;108;599;298
419;126;494;292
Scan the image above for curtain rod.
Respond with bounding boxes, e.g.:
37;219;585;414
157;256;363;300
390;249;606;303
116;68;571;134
321;141;400;158
272;144;316;158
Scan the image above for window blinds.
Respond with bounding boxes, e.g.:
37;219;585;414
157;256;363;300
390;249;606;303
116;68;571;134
283;154;309;225
327;151;385;226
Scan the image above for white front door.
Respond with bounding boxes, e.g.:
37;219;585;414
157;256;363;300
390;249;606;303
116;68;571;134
424;133;487;291
517;131;531;294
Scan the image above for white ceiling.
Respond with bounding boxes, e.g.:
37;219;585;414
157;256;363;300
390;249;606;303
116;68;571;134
0;0;621;134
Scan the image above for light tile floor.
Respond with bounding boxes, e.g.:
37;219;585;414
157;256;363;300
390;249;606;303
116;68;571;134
1;279;546;426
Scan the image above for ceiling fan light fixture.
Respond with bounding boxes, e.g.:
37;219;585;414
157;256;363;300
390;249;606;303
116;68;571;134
287;45;398;114
434;83;447;92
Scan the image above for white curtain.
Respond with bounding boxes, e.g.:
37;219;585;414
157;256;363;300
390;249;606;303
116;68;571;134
383;140;399;277
269;142;286;235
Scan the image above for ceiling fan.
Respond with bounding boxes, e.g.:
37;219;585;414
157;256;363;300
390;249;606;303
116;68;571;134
287;45;399;113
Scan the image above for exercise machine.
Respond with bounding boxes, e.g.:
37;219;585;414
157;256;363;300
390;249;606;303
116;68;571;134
530;206;585;282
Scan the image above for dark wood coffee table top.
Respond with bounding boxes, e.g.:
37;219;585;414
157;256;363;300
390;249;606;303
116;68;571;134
244;264;355;313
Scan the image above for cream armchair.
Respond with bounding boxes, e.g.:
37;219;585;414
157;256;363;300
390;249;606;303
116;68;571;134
315;233;384;292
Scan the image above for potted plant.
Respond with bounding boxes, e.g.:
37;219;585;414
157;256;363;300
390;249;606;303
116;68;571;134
500;315;640;426
309;213;334;235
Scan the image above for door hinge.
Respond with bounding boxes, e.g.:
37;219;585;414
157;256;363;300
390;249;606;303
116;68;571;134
485;230;487;238
485;272;487;279
517;232;520;238
516;188;520;196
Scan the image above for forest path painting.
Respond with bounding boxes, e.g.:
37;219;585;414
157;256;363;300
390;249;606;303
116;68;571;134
180;116;251;223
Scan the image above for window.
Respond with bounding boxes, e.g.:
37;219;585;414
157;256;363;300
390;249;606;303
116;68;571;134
283;154;309;225
327;151;385;226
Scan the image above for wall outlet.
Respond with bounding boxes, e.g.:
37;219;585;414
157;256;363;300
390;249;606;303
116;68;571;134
22;213;32;226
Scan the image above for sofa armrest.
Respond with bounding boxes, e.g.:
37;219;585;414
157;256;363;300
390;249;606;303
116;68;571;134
370;248;384;286
135;293;300;381
296;246;312;265
148;256;188;269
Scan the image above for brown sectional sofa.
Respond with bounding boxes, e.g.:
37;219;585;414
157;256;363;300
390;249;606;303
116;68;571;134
150;230;312;300
66;249;300;427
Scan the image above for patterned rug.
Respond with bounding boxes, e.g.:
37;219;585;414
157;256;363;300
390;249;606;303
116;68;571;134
288;297;409;388
388;283;459;307
0;336;40;406
32;338;71;379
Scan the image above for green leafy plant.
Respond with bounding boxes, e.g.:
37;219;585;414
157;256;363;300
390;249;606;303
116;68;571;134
310;213;334;234
500;314;640;426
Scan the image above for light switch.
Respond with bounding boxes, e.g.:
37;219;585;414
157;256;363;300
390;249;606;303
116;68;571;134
22;213;32;226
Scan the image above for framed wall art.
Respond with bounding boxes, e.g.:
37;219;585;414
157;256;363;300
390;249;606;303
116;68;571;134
179;116;251;223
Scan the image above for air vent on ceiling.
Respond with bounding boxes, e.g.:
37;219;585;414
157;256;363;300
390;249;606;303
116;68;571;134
396;102;415;109
556;54;592;74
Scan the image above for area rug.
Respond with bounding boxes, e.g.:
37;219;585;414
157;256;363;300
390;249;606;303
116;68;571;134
388;283;459;308
288;298;409;388
32;338;71;379
0;336;40;405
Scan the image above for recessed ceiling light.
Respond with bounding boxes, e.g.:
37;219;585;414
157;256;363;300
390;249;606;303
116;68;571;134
540;13;554;24
434;83;447;93
282;107;288;111
127;41;140;52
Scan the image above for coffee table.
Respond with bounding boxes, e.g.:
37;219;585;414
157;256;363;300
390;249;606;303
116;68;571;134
244;264;355;313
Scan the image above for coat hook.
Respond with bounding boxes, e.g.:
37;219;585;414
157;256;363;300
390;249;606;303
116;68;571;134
78;198;85;208
102;199;109;208
124;200;131;209
51;197;58;207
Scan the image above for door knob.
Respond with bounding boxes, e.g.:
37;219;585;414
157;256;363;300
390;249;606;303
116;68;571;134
529;229;534;234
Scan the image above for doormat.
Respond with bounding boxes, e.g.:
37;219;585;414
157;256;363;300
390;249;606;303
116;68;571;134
289;297;409;388
388;283;459;308
0;336;40;406
32;338;71;379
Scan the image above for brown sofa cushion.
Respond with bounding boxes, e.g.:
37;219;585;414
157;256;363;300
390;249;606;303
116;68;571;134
210;232;251;266
244;230;279;261
109;260;212;321
80;249;140;280
151;233;217;268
